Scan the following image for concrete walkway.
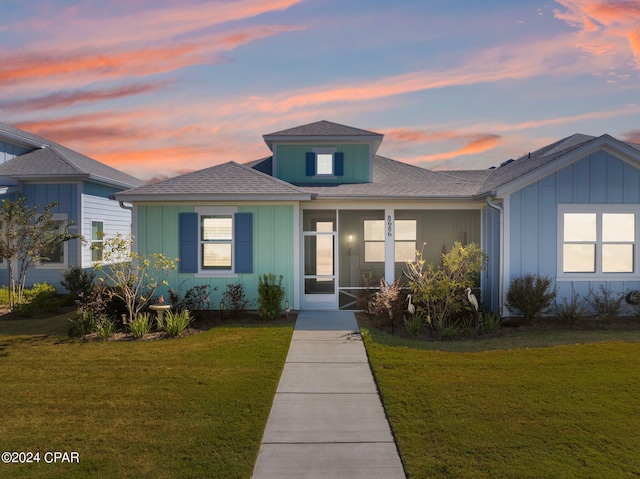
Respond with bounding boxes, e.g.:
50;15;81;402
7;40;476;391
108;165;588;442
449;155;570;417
252;311;406;479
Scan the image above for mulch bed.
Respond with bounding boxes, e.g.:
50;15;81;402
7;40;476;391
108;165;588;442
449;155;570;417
356;311;640;341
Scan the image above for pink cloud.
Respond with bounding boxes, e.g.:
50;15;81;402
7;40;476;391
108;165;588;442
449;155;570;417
554;0;640;69
0;82;170;112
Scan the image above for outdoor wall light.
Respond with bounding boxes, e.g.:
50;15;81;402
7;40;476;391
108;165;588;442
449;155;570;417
347;233;353;256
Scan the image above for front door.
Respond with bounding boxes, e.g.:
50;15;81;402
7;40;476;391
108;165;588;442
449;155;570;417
303;221;337;309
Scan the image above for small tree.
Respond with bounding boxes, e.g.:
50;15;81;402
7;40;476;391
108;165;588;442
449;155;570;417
404;242;487;326
92;233;178;324
0;198;80;310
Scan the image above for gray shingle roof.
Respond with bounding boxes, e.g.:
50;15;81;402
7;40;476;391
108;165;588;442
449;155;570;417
0;121;144;189
249;155;489;199
478;133;597;193
264;120;382;138
115;161;312;200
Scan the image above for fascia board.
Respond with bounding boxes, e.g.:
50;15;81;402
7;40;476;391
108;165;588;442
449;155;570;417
114;193;313;202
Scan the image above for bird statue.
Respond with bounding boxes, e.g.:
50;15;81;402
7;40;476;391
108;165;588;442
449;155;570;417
465;287;479;313
407;294;416;315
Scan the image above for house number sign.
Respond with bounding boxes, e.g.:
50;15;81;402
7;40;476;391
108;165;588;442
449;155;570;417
387;215;393;237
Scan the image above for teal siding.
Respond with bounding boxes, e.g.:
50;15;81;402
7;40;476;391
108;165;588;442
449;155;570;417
275;144;370;184
137;204;295;308
508;149;640;306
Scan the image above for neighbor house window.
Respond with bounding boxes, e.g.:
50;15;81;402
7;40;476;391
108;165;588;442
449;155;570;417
91;221;104;262
201;215;233;270
41;216;67;266
395;220;417;262
364;220;385;262
560;206;636;275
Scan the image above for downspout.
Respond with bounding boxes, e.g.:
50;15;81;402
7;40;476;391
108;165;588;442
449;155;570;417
486;193;504;315
118;201;132;211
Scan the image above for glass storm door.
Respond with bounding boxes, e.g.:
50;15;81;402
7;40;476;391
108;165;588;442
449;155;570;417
303;221;337;309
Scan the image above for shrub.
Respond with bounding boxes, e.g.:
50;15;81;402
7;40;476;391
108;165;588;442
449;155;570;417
223;282;249;319
403;313;425;336
482;311;502;334
160;309;192;337
371;279;403;332
129;312;153;338
68;310;96;337
505;274;556;321
95;316;117;340
555;292;587;323
587;285;626;322
61;266;95;298
433;314;459;339
257;274;285;321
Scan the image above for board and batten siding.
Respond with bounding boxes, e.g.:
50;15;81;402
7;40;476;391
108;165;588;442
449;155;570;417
81;194;132;268
0;141;30;164
274;144;370;184
136;204;296;307
507;149;640;302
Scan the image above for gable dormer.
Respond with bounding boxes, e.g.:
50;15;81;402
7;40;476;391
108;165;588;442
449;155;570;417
262;120;383;185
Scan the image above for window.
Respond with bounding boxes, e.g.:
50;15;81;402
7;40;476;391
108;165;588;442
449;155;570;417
316;154;333;175
395;220;417;262
560;206;636;275
201;215;233;270
364;220;385;262
41;217;67;266
306;150;344;177
179;210;252;275
91;221;104;262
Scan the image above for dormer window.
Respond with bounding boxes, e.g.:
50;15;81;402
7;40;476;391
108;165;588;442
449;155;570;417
316;153;334;175
306;149;344;178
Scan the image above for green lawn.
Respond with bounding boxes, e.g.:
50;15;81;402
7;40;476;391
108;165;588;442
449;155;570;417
0;314;292;478
362;326;640;479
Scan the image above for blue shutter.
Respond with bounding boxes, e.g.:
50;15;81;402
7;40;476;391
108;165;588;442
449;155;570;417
334;152;344;176
234;212;253;274
179;212;198;273
306;152;316;176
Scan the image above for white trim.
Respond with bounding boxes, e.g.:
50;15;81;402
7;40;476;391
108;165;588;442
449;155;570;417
384;209;395;284
293;202;301;310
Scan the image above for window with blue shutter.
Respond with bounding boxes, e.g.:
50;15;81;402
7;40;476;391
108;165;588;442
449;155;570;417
179;212;198;273
179;210;253;275
334;152;344;176
306;151;344;177
306;152;316;176
234;212;253;274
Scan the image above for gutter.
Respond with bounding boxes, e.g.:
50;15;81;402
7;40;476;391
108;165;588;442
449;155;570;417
108;194;133;211
486;193;504;315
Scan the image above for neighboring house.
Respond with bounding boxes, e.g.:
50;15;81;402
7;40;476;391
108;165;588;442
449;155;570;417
114;120;640;314
0;121;145;291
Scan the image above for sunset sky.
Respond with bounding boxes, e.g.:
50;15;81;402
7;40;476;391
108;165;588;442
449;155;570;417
1;0;639;181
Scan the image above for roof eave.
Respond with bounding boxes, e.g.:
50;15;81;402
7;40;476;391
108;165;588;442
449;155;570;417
263;134;384;152
114;193;314;202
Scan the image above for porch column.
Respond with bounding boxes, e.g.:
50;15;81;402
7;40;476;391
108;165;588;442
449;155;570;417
384;209;395;283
